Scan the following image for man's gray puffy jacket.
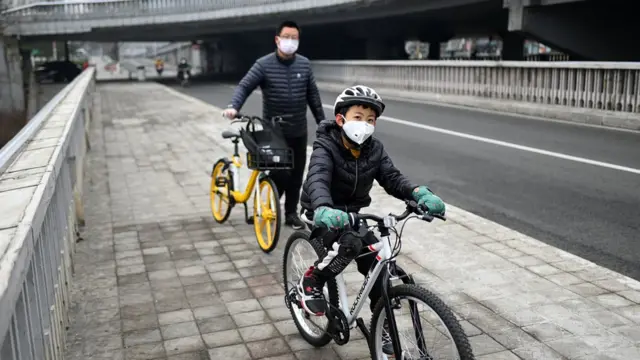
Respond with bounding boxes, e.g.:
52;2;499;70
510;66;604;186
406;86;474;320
229;51;325;137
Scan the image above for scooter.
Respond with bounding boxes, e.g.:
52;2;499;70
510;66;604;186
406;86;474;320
181;71;190;87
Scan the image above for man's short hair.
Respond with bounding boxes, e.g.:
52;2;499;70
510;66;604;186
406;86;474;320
277;20;300;36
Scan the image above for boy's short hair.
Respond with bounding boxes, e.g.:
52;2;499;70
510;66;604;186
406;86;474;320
277;20;300;36
336;104;375;117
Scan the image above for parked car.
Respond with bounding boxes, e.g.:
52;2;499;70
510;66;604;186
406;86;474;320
34;61;82;83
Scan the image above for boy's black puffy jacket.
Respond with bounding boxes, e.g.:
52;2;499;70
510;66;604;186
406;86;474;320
300;120;417;213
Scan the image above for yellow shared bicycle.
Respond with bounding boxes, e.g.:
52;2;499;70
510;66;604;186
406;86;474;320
210;114;293;253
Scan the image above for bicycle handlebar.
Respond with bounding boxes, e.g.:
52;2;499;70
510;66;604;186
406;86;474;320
349;200;446;228
226;112;293;124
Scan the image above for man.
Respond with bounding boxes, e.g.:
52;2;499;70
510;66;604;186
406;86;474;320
223;20;326;229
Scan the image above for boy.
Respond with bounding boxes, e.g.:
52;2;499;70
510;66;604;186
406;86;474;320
298;85;446;317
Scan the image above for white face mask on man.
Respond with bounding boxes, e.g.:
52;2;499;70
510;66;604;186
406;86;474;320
341;118;375;145
278;38;299;55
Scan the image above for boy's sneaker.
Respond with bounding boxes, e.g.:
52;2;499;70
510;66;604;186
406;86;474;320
298;267;326;316
285;213;305;230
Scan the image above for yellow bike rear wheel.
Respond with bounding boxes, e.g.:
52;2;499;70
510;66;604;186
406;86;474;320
210;159;234;223
253;176;281;253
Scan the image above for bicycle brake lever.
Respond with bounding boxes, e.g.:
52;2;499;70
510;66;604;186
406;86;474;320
433;214;447;221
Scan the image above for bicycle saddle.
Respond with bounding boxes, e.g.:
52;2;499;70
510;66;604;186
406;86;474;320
221;130;240;139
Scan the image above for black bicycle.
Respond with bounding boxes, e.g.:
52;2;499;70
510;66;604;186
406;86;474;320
283;200;475;359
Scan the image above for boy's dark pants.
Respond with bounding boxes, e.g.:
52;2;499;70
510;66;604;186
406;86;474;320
312;226;383;311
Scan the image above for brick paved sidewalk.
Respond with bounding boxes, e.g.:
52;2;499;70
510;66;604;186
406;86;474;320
64;83;640;360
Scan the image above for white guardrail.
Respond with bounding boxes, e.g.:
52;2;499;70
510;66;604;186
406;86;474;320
311;60;640;116
0;67;95;360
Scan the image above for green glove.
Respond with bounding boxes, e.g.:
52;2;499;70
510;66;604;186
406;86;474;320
412;186;445;215
314;206;349;230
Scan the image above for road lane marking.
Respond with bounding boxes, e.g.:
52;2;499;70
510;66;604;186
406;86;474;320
217;85;640;175
318;104;640;175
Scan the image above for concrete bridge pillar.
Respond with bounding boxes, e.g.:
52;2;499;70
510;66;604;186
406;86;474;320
189;42;204;74
202;37;256;79
64;41;70;61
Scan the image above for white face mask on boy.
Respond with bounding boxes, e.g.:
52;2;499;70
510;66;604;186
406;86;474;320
340;117;375;145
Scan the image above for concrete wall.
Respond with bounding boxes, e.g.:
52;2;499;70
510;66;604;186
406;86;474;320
0;37;25;113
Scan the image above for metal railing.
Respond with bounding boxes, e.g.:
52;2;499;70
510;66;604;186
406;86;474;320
312;60;640;113
3;0;362;21
0;67;95;360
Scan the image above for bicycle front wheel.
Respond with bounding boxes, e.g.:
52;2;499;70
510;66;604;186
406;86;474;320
370;284;474;360
253;176;281;253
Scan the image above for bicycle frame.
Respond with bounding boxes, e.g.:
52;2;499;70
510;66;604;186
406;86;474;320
335;233;393;326
224;137;267;217
227;154;260;205
300;213;425;358
300;214;396;326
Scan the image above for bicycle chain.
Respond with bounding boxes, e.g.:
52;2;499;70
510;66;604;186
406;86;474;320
325;302;350;345
285;287;350;345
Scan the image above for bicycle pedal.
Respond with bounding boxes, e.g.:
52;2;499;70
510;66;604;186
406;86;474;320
284;288;299;310
284;293;292;310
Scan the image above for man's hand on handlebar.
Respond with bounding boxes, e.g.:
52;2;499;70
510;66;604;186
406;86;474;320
222;108;238;120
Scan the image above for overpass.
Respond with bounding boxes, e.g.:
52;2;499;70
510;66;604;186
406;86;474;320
1;65;640;360
3;0;640;61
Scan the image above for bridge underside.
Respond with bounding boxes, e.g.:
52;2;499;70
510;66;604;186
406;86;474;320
12;0;640;61
14;0;500;42
508;0;640;61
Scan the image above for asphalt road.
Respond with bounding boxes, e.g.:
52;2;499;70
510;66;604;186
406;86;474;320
173;82;640;281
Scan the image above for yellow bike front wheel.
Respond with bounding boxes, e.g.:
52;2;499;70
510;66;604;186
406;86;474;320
210;159;234;223
253;176;281;253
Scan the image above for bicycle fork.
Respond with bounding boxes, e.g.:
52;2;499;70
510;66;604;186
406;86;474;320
381;269;405;359
380;266;430;360
244;180;260;224
245;172;270;224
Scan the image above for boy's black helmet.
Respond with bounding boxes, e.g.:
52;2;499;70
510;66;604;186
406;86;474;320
333;85;385;117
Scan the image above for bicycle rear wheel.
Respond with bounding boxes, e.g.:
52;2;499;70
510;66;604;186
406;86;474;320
210;159;233;223
370;284;474;360
253;176;280;253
